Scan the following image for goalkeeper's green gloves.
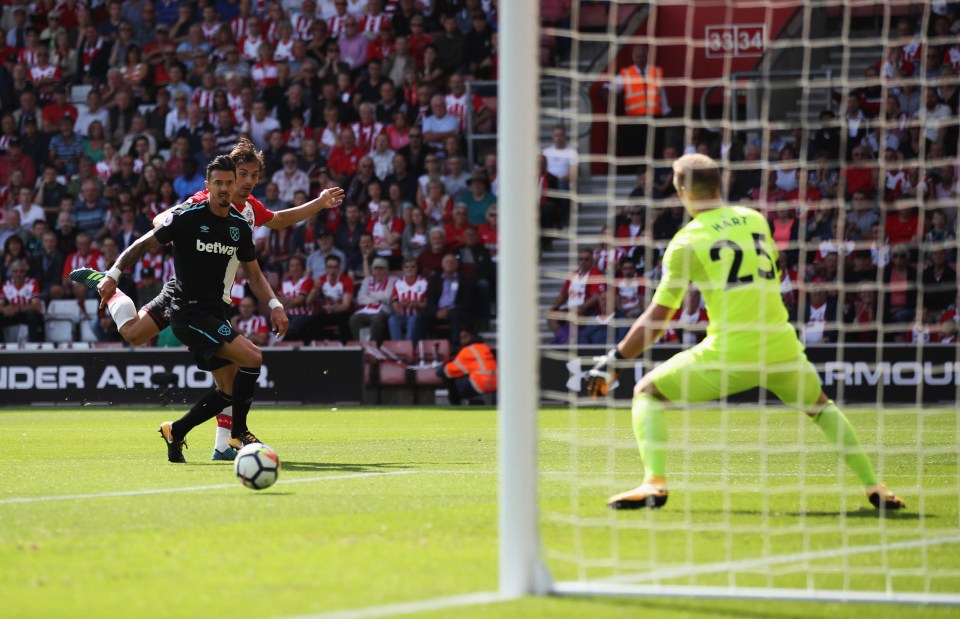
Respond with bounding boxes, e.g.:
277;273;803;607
586;347;625;397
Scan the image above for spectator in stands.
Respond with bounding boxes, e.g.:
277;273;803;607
441;155;470;198
801;280;838;345
914;88;953;151
62;231;104;301
337;16;368;70
548;249;604;345
347;230;375;283
173;157;204;200
349;256;395;343
423;96;460;157
327;127;365;185
883;244;918;330
416;226;447;277
279;255;316;341
367;199;403;268
273;152;311;203
231;295;270;346
0;211;25;252
844;249;879;285
0;138;36;189
812;110;841;162
842;146;877;199
73;181;111;240
845;189;879;240
384;153;419;205
242;100;282;152
843;283;879;344
370;134;397;180
334;202;364;262
304;227;346;277
48;115;84;178
922;244;957;316
453;224;494;327
29;231;66;301
542;125;577;191
432;13;464;75
454;171;494;226
424;252;475;345
885;205;920;249
306;253;355;343
388;257;427;342
3;235;28;279
401;206;429;260
0;259;44;342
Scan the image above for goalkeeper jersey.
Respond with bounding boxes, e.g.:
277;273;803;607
651;205;801;362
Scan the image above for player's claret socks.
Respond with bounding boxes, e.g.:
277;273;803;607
158;421;187;463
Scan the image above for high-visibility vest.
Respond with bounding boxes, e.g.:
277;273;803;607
620;65;664;116
443;342;497;393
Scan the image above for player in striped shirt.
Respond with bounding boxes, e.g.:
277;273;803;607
588;154;905;512
0;259;44;342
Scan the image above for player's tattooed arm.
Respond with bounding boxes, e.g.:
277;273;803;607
265;186;345;229
96;231;163;308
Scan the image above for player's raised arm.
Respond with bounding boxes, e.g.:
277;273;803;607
96;230;164;309
265;187;345;229
242;257;289;338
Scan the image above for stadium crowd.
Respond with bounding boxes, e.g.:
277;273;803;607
0;0;507;347
549;11;960;348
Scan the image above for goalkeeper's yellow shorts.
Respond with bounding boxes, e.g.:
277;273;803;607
650;341;823;411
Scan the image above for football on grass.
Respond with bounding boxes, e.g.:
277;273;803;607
234;443;281;490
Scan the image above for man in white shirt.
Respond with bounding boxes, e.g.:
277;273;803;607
913;88;953;145
541;125;578;190
422;94;459;151
74;90;110;137
271;154;311;203
242;100;282;151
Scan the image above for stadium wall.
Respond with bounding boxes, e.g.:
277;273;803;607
0;348;364;407
545;345;960;405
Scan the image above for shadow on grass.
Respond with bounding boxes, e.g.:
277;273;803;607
692;508;929;520
569;595;829;619
281;461;414;473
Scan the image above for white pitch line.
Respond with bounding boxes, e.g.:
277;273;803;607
0;470;420;505
601;533;960;585
277;591;508;619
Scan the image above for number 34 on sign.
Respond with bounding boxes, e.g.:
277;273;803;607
705;24;766;58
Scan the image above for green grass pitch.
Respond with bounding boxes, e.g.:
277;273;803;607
1;406;957;619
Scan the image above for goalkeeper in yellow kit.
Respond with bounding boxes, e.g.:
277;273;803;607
587;153;905;512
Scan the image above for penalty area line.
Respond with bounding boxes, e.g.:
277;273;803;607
0;470;420;505
277;591;509;619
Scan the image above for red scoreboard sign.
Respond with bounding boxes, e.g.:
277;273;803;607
705;24;767;58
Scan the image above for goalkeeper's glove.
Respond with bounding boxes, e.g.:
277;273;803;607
586;347;625;397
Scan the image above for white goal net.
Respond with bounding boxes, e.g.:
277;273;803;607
514;0;960;605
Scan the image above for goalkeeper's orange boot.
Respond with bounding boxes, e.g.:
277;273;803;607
607;479;668;510
866;483;906;511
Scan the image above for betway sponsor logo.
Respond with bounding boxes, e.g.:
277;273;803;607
822;361;960;387
196;239;238;256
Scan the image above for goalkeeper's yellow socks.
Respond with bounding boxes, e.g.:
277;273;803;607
812;400;879;486
632;393;667;482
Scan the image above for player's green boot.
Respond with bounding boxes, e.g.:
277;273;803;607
158;421;187;463
211;447;238;461
867;483;906;511
607;480;669;510
227;430;261;450
69;267;107;290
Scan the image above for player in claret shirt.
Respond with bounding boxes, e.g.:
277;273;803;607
587;154;905;513
96;156;284;463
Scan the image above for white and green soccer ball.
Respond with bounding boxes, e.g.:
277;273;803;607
234;443;281;490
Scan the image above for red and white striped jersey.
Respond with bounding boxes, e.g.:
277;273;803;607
351;120;383;153
240;35;265;62
327;14;348;38
1;278;40;306
368;216;404;256
561;268;605;310
316;273;355;306
95;160;113;183
944;46;960;72
62;250;104;280
230;277;248;306
884;168;912;201
18;47;41;68
193;88;216;117
251;61;279;90
593;247;625;274
82;37;105;72
293;14;314;40
230;16;252;42
134;251;165;285
391;276;426;317
355;276;392;314
616;276;643;311
227;91;245;124
187;190;276;229
201;22;220;45
274;38;295;61
445;92;487;132
29;64;61;82
237;313;269;336
162;255;176;281
359;13;390;36
281;275;314;315
264;20;281;45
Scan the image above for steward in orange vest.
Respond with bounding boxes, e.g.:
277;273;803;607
437;328;497;404
616;45;670;118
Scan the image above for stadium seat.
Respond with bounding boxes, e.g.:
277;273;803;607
45;300;81;343
379;341;414;386
58;342;92;349
22;342;55;350
94;342;125;349
412;339;451;388
78;300;101;342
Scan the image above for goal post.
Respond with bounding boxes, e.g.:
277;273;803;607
498;0;960;606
